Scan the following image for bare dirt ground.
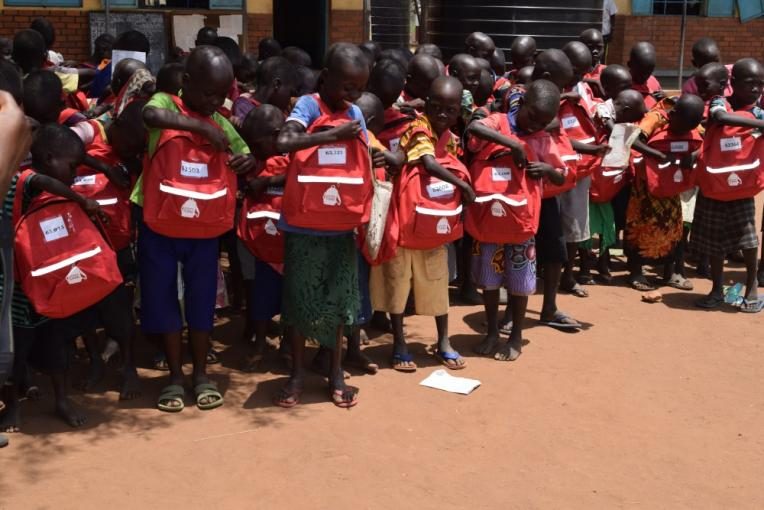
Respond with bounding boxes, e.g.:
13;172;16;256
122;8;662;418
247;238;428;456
2;216;763;510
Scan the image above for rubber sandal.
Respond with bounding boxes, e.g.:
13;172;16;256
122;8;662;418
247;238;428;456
539;312;582;330
329;386;359;409
391;352;417;372
152;353;169;371
194;382;224;411
560;282;589;298
157;384;185;413
667;274;693;291
630;276;656;292
206;348;220;365
345;354;379;375
578;274;596;286
0;433;7;448
435;350;466;370
695;295;724;309
739;298;764;314
273;385;302;408
499;320;513;335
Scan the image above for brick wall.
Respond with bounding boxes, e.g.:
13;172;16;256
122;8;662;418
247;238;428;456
0;9;91;63
329;9;364;45
607;15;764;70
246;12;272;53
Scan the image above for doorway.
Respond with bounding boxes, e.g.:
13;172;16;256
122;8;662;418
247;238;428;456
273;0;330;68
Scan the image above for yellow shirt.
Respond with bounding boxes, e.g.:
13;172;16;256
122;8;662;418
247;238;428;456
399;116;459;164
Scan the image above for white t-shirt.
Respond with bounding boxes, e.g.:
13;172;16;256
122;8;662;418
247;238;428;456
602;0;618;36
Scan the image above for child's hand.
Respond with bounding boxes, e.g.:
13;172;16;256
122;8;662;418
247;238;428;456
371;147;386;168
592;144;611;156
82;198;109;225
108;164;131;189
398;99;425;114
201;123;230;151
459;182;476;204
562;90;581;102
652;90;666;101
246;176;269;196
331;120;362;141
511;145;528;168
230;116;243;129
526;161;555;180
228;154;255;174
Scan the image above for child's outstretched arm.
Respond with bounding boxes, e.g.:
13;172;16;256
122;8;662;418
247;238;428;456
275;120;362;154
420;154;476;203
631;137;667;161
571;140;610;156
245;174;286;197
81;155;130;189
711;109;764;130
526;161;565;185
29;174;103;218
143;106;229;151
466;120;527;167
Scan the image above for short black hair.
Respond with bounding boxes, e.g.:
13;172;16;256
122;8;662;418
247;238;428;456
23;70;63;123
114;30;150;54
156;62;184;95
368;58;406;107
30;17;55;49
241;103;284;141
258;37;282;60
0;59;23;104
378;48;412;71
525;78;561;115
324;42;368;72
31;123;84;168
294;65;318;95
282;46;312;68
212;36;242;68
415;43;443;61
255;56;297;89
196;26;218;46
12;29;46;73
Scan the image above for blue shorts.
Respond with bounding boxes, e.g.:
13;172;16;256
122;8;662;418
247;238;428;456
138;222;219;334
250;259;282;321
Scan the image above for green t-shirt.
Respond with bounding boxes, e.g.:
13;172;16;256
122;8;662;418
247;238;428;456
130;92;250;206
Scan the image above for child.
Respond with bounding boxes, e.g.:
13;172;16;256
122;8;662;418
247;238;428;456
370;76;475;372
258;37;282;61
448;53;481;123
415;43;443;61
466;79;564;361
595;65;634;129
231;56;297;124
274;43;372;408
0;124;103;431
509;36;537;80
693;58;764;313
579;28;606;96
399;54;443;110
81;33;114;70
139;46;254;412
627;94;705;292
156;62;185;96
694;62;729;108
465;32;496;60
628;42;664;109
282;46;313;68
195;26;218;47
682;37;732;97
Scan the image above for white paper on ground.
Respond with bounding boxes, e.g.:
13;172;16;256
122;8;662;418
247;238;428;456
602;123;641;168
419;369;481;395
111;50;147;71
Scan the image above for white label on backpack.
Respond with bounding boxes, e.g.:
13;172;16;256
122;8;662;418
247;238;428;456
728;172;742;187
673;169;684;183
491;201;507;217
73;174;97;186
562;116;580;130
181;198;200;218
436;217;451;234
180;160;209;179
491;167;512;181
264;218;278;236
65;265;86;285
720;137;742;152
389;138;401;152
39;215;69;242
670;141;689;153
318;147;347;165
426;179;455;199
322;185;342;206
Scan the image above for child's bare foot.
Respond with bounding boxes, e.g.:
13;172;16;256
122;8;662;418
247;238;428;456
274;377;303;408
0;398;20;433
473;332;500;355
119;368;141;401
55;397;86;428
77;359;105;393
494;337;522;362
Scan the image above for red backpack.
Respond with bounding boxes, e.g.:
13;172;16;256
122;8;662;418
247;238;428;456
559;97;600;179
13;170;123;319
397;127;470;250
237;155;289;263
142;95;237;239
523;130;578;198
72;134;133;250
378;108;417;152
282;95;372;231
465;113;543;244
697;102;764;201
642;123;703;198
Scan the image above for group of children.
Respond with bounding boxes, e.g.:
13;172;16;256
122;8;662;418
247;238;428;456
0;18;762;434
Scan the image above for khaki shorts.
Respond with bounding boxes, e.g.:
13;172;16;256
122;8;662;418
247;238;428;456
370;246;449;316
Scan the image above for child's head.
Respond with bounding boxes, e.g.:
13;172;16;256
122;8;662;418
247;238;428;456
730;57;764;106
319;43;370;110
473;68;495;107
236;52;258;85
241;104;285;160
31;123;85;185
695;62;728;102
282;46;312;68
424;75;463;135
612;89;647;124
415;43;443;61
510;36;536;70
465;32;496;60
690;37;721;69
212;36;242;71
668;94;704;135
195;26;218;47
113;30;150;56
23;70;63;124
156;62;184;95
109;99;148;162
368;58;406;109
515;79;560;134
628;42;656;85
355;91;385;135
111;58;148;96
0;59;23;105
448;53;481;95
490;48;506;77
182;46;234;116
12;29;47;74
600;64;632;99
258;37;282;61
255;56;298;111
30;18;55;51
294;65;319;96
405;54;442;100
379;48;412;72
579;28;604;67
93;33;115;62
516;65;534;85
562;41;593;84
360;41;381;62
0;37;12;60
531;49;574;91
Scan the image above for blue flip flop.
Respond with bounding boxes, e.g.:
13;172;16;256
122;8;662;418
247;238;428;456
391;352;417;372
436;350;466;370
739;297;764;314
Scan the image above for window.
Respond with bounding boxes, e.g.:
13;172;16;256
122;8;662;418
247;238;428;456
652;0;702;14
3;0;82;6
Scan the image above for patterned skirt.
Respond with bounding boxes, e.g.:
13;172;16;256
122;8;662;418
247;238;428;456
690;193;758;258
624;175;683;263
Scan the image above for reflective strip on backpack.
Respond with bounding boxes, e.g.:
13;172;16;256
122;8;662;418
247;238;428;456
159;183;228;200
474;194;528;207
705;159;760;174
601;169;625;177
296;175;364;185
96;198;119;206
30;246;102;277
414;205;463;216
576;137;596;144
246;210;281;220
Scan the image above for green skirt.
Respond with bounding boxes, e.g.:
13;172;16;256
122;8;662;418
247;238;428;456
281;232;359;348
